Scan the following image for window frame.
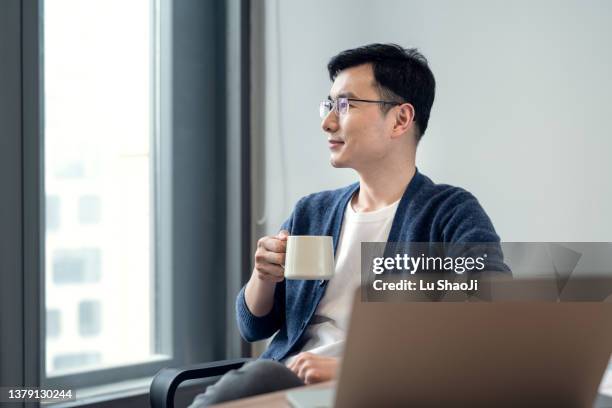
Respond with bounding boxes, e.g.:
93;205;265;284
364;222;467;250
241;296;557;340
40;0;180;389
0;0;251;405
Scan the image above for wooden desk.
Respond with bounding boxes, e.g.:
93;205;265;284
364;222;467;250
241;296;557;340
210;381;335;408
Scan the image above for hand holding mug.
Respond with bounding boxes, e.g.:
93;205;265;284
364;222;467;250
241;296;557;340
253;230;289;283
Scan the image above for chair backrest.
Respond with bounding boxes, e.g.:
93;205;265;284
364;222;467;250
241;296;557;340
150;358;252;408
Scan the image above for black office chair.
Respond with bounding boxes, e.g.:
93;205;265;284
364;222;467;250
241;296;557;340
150;358;253;408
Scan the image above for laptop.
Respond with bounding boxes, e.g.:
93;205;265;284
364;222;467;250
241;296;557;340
287;279;612;408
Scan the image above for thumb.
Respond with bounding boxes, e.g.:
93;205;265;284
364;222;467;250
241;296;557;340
277;230;290;240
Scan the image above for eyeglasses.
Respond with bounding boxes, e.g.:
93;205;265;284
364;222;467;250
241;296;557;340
319;97;401;119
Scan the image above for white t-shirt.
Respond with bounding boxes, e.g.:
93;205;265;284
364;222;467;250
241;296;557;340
283;196;400;366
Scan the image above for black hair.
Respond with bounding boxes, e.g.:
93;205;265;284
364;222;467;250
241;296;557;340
327;43;435;141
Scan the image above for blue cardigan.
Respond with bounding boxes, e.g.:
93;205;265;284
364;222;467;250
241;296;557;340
236;169;504;361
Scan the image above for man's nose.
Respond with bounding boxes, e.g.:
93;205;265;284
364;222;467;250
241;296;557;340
321;111;339;133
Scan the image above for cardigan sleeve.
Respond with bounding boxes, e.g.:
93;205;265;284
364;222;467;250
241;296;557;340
235;214;293;342
235;284;285;342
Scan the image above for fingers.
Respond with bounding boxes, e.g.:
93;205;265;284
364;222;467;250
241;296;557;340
253;232;291;283
304;370;320;385
288;351;310;371
288;353;338;385
288;352;313;382
296;360;318;384
297;361;311;383
287;352;302;375
255;248;285;265
258;235;287;253
254;242;285;270
254;263;285;282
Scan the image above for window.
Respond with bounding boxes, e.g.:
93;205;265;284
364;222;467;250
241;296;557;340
52;248;101;284
78;195;102;224
47;309;61;338
53;353;102;372
46;195;61;231
18;0;241;402
78;300;102;337
44;0;158;379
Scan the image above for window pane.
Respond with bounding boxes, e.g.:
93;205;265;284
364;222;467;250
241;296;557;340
52;248;101;284
78;195;102;224
78;300;102;337
47;309;61;338
44;0;156;376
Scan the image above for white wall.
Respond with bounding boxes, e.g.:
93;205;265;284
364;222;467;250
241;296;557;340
253;0;612;242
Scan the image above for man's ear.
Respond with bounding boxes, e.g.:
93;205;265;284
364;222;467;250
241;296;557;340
390;103;416;139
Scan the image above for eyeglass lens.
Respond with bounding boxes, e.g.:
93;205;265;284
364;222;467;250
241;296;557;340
320;98;350;119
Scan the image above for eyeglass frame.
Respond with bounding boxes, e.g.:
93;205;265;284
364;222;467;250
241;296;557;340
319;97;403;119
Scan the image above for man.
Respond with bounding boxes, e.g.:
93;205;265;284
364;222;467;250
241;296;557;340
190;43;505;407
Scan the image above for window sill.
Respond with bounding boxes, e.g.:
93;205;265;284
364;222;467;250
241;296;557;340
47;375;215;408
50;376;153;407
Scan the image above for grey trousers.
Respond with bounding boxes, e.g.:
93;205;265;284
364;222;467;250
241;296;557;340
188;359;305;407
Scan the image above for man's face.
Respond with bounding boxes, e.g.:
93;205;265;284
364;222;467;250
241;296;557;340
321;63;396;170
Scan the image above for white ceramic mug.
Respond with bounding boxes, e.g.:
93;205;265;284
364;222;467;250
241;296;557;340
284;235;335;280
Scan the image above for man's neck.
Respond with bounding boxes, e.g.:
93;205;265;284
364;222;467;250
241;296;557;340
352;162;416;212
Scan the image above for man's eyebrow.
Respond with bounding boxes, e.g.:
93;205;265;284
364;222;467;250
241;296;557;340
328;91;358;100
